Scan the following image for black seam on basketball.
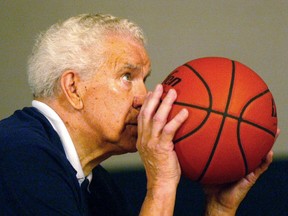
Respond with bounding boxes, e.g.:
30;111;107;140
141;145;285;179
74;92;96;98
173;101;239;119
197;60;236;182
173;100;275;137
237;124;249;175
237;89;273;175
239;89;274;136
183;64;213;109
173;64;213;144
174;109;210;143
173;101;210;143
241;118;275;136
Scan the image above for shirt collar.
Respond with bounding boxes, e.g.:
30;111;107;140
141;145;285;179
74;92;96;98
32;100;92;184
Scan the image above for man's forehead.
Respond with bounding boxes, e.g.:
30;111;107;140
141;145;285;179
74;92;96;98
103;36;151;72
122;63;148;70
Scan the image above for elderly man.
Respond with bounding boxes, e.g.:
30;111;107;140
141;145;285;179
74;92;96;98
0;13;274;215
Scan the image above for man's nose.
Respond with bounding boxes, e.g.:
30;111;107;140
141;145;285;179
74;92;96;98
133;82;148;110
133;94;146;110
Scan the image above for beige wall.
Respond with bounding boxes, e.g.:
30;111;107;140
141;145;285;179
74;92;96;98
0;1;287;170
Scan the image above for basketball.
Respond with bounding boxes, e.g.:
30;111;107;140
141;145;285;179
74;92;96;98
161;57;278;184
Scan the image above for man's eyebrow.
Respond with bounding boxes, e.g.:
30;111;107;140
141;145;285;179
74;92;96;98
122;63;139;70
122;63;151;79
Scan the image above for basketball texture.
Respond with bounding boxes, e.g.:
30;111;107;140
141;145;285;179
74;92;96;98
161;57;278;184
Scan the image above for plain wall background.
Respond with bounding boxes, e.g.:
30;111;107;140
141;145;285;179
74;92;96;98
0;0;287;170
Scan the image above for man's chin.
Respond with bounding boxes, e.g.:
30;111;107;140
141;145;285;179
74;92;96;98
120;136;138;153
112;142;137;155
115;127;138;154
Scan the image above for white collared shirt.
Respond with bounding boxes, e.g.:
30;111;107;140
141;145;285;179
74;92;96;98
32;100;92;185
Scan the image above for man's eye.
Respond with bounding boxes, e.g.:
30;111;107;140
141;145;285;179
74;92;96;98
123;73;132;81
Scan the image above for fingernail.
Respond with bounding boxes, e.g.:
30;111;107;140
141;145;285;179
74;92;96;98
168;88;176;97
155;84;162;91
180;108;189;117
146;91;152;98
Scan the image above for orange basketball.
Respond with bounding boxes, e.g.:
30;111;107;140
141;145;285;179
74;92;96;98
161;57;278;184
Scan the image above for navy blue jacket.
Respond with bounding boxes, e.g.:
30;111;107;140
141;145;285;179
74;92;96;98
0;107;131;215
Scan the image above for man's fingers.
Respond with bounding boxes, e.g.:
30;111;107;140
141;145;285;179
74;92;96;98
138;84;163;125
151;88;177;138
245;150;273;184
256;150;273;177
275;128;280;140
160;108;189;144
137;85;163;143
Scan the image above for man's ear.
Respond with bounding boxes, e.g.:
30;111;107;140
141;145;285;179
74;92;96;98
60;70;84;110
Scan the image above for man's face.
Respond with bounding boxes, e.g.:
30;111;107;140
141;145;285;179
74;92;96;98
79;36;151;153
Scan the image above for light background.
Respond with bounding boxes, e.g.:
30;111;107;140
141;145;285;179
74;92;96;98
0;1;287;170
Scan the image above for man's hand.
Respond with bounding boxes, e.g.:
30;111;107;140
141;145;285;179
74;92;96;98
204;129;280;216
204;151;273;216
137;84;188;216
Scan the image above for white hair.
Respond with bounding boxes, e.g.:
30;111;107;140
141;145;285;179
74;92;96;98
27;13;146;98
